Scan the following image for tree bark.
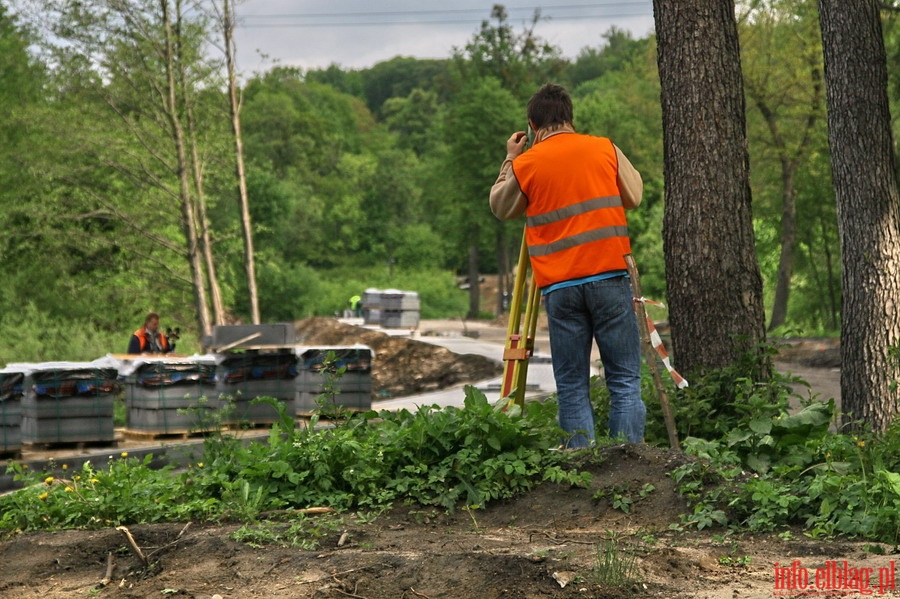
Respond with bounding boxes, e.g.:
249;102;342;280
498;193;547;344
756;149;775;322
161;0;211;337
495;224;508;315
818;0;900;431
652;0;768;376
222;0;260;324
467;241;480;320
176;2;225;327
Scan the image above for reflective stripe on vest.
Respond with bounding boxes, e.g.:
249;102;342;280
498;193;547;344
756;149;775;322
513;134;631;287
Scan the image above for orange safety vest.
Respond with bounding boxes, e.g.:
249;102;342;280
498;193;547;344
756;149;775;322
133;328;169;352
512;133;631;288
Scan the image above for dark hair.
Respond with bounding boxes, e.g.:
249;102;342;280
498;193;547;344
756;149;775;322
526;83;573;129
144;312;160;325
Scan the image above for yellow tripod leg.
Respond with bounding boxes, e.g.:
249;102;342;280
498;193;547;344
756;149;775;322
501;230;541;409
500;232;530;400
511;271;540;408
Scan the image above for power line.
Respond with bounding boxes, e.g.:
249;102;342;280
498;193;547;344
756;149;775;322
236;2;651;27
238;2;650;21
238;12;651;28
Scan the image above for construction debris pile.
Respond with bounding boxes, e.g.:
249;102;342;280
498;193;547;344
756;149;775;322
294;317;502;399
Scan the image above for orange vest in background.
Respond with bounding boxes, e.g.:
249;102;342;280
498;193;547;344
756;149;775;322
512;133;631;288
133;328;169;352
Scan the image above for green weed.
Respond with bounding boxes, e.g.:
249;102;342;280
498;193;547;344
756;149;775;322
591;537;637;587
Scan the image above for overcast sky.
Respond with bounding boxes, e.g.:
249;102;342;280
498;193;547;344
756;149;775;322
231;1;655;74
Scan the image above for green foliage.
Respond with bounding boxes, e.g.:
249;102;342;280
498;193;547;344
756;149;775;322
230;514;344;550
666;381;900;544
452;4;564;101
0;388;588;534
567;27;651;88
0;454;218;531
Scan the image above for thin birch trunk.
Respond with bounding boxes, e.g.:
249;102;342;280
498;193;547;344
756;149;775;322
161;0;211;337
222;0;260;324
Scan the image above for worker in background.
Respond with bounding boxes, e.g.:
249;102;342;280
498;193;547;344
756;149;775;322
127;312;177;355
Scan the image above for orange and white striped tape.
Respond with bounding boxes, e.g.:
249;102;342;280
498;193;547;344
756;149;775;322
636;297;689;389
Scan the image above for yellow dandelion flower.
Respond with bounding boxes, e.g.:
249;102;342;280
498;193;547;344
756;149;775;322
858;441;865;448
62;464;68;470
197;462;204;468
90;478;100;484
65;486;74;493
44;476;54;484
74;475;81;481
38;492;48;500
120;452;128;458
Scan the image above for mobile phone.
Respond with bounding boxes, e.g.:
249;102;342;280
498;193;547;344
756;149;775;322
526;125;534;148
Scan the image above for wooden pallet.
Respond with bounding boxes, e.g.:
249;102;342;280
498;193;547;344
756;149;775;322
23;439;119;450
0;449;22;460
121;428;220;441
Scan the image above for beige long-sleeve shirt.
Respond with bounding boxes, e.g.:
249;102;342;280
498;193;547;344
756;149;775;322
489;129;643;221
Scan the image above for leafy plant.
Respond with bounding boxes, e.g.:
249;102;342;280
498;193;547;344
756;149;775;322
0;387;590;536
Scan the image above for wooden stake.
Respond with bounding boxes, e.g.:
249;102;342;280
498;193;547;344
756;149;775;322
624;254;681;451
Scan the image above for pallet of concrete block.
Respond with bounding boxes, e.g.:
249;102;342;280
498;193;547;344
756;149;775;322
0;371;24;454
215;350;298;425
295;345;373;415
361;288;382;325
380;289;420;329
117;355;218;435
381;290;420;311
8;359;119;445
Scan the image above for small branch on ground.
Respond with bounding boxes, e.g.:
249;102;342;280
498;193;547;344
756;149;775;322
409;588;432;599
98;551;115;587
145;522;193;561
257;506;336;519
116;526;149;567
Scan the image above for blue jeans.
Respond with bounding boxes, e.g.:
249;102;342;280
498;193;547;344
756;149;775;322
544;276;645;448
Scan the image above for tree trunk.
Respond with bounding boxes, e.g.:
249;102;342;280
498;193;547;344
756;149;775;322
753;71;822;332
176;5;225;327
818;0;900;431
222;0;260;324
467;242;480;320
161;0;211;337
495;224;508;315
652;0;767;377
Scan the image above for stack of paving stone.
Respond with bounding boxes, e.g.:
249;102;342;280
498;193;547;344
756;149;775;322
380;290;420;329
361;288;383;325
18;360;119;445
0;371;23;454
121;356;218;435
294;345;373;415
215;350;298;424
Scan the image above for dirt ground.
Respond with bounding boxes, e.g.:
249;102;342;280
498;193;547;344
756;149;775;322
2;321;880;599
2;444;897;599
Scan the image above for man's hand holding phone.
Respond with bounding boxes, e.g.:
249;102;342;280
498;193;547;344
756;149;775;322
506;130;529;157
